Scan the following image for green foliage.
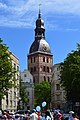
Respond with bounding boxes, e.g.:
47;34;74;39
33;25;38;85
0;38;17;100
19;79;28;107
60;43;80;103
34;81;51;106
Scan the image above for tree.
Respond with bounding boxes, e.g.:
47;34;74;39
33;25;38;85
0;38;17;105
18;78;28;110
34;81;51;107
60;43;80;104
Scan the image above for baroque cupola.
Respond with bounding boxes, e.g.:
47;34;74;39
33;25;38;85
29;9;51;54
28;9;53;84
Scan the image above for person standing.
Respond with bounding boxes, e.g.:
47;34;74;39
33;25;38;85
45;111;51;120
72;113;79;120
30;109;38;120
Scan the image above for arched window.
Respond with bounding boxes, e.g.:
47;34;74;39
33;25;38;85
31;57;32;63
47;58;49;63
47;67;49;73
34;57;35;62
43;57;45;62
44;76;46;81
48;77;50;82
34;67;36;72
43;66;46;72
33;77;35;83
31;67;33;72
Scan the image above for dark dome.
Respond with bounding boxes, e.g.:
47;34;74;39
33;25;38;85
36;18;44;29
29;10;51;55
29;38;51;54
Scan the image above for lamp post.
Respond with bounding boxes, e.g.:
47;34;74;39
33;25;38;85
17;97;23;110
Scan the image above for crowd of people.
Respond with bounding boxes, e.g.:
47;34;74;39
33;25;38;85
0;108;79;120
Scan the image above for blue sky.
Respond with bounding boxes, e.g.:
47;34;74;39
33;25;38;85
0;0;80;71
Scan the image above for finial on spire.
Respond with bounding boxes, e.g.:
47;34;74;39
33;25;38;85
38;4;42;18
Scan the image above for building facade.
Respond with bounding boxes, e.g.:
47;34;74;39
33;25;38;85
51;63;66;109
20;69;34;110
2;52;20;112
28;10;53;83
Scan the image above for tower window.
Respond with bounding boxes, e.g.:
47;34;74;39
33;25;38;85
34;67;36;72
34;57;35;62
31;57;32;63
43;66;46;72
33;77;35;83
44;76;46;81
43;57;45;62
31;67;33;72
47;67;49;73
47;58;49;63
48;77;50;82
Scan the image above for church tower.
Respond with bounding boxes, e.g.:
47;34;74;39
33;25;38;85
28;9;53;83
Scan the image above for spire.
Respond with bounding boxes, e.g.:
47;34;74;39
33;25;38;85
38;4;42;18
35;4;45;40
29;7;51;54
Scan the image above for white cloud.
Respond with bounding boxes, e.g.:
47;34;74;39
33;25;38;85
0;16;35;28
41;0;80;15
0;2;7;9
0;0;80;29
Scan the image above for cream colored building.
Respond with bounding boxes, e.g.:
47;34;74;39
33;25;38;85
51;63;66;109
20;69;34;110
1;52;20;112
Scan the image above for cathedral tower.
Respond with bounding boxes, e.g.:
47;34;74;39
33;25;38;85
28;10;53;83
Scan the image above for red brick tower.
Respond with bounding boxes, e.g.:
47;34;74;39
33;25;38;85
28;9;53;83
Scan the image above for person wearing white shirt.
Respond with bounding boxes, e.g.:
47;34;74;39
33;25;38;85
30;110;38;120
